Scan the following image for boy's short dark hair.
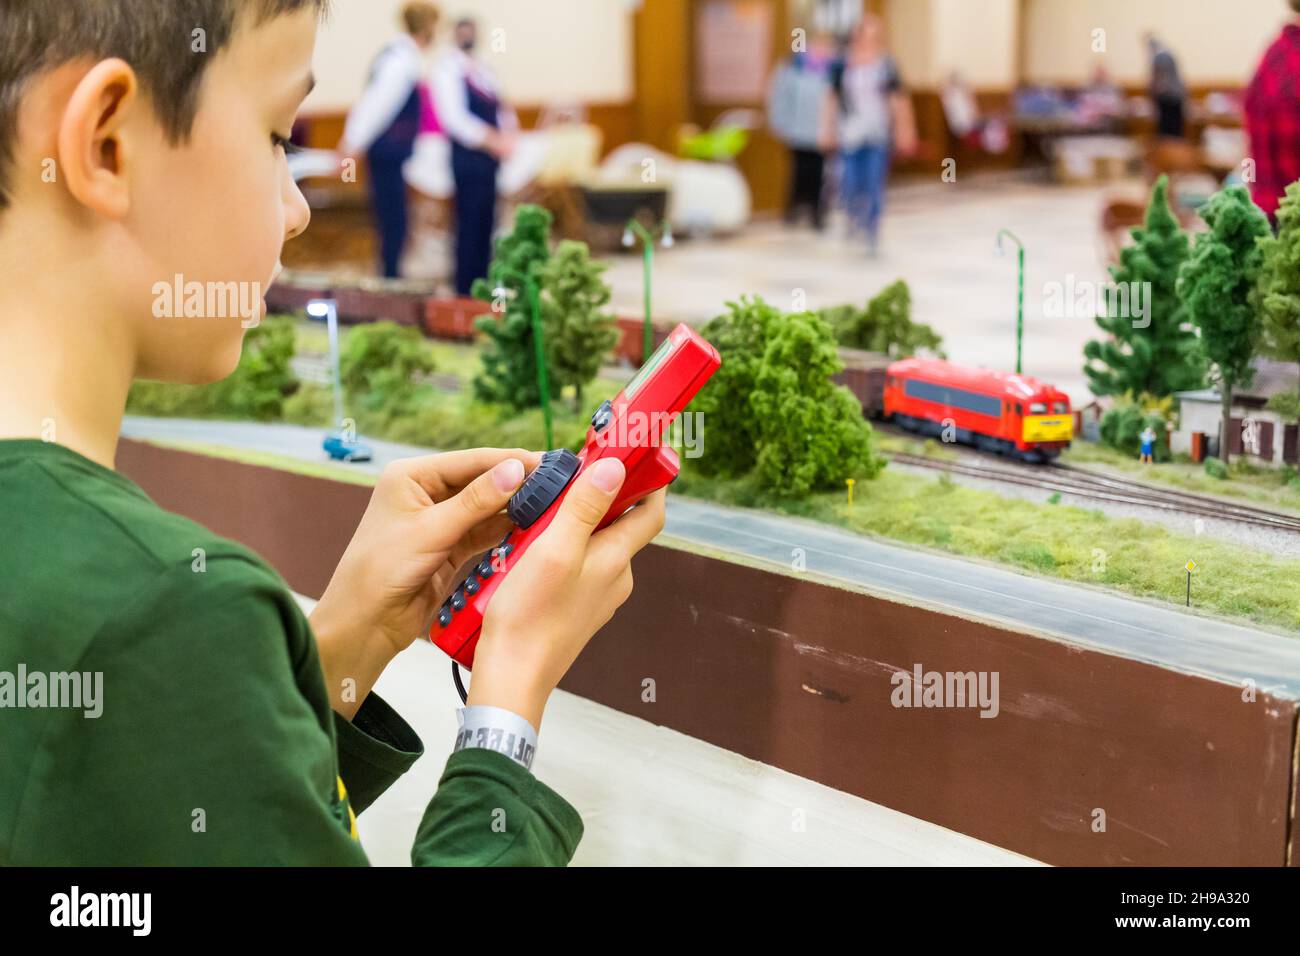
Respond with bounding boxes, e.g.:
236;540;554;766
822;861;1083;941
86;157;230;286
0;0;329;209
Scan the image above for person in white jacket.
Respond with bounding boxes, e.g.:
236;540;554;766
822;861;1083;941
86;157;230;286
339;2;439;278
432;17;518;295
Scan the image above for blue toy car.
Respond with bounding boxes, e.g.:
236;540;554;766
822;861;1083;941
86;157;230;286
323;433;373;463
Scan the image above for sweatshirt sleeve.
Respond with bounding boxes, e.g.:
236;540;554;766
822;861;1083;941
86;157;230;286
333;691;424;816
412;748;584;866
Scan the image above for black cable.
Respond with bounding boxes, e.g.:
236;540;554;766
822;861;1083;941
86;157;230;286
452;661;468;704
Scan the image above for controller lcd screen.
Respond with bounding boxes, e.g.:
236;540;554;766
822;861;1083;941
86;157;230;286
624;336;677;400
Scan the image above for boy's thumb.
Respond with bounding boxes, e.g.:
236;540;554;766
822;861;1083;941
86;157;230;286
550;458;625;543
435;458;526;541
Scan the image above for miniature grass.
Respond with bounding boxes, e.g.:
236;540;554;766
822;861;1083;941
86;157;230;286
673;466;1300;634
1063;439;1300;513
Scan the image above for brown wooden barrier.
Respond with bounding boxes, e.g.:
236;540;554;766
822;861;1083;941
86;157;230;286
117;438;1299;866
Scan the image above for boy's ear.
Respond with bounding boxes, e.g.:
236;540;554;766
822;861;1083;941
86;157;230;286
57;58;138;220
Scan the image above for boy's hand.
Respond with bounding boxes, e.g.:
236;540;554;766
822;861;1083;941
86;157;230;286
311;448;540;718
467;458;666;731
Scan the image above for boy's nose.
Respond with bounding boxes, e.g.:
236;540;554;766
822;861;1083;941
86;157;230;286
284;177;311;242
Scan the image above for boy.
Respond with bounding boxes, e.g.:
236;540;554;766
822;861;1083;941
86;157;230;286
0;0;663;865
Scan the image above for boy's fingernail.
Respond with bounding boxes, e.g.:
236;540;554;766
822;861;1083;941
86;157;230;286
492;459;525;492
589;458;625;493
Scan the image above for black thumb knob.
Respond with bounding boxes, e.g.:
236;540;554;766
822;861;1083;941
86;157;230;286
507;449;582;529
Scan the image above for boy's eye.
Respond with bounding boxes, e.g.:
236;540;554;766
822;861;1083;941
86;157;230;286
272;132;302;155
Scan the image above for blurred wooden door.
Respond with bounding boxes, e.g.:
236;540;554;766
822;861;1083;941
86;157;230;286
688;0;789;213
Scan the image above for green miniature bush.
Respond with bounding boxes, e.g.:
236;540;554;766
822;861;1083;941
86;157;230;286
127;314;299;421
339;321;435;415
691;296;883;496
1204;457;1229;480
1099;399;1169;461
819;279;945;358
1266;390;1300;423
688;295;780;478
282;381;334;426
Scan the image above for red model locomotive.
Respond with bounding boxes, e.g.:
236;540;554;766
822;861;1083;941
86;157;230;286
883;358;1073;461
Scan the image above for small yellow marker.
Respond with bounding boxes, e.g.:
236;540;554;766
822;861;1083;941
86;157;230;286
1185;560;1197;574
846;478;856;506
1184;560;1196;607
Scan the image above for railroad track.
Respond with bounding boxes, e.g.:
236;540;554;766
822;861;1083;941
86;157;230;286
888;451;1300;534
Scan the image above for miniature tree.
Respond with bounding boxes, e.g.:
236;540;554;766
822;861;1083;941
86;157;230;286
690;296;882;495
824;280;945;358
1083;176;1204;398
1257;179;1300;421
538;239;619;411
1177;185;1272;465
471;204;556;410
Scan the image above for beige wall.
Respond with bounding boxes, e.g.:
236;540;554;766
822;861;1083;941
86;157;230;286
932;0;1018;88
303;0;635;114
884;0;1018;89
885;0;935;86
1021;0;1292;86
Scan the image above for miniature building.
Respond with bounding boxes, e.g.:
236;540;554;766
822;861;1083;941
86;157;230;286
1172;358;1300;466
1072;399;1106;443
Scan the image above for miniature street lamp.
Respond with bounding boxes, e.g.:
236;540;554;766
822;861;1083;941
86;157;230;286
623;218;674;362
307;298;371;462
491;267;554;450
995;228;1025;375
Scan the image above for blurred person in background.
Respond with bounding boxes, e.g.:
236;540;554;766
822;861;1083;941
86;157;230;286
767;33;836;230
339;2;441;278
434;17;519;296
1144;32;1186;139
1244;0;1300;223
832;15;917;255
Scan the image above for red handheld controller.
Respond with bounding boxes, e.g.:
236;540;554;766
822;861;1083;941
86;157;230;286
429;322;721;668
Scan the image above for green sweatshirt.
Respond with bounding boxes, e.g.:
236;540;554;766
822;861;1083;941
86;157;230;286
0;439;583;865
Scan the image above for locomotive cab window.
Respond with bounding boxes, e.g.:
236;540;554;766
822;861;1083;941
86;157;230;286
1052;401;1068;414
1029;402;1047;414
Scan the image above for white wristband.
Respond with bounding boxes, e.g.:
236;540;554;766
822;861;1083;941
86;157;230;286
454;705;539;771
